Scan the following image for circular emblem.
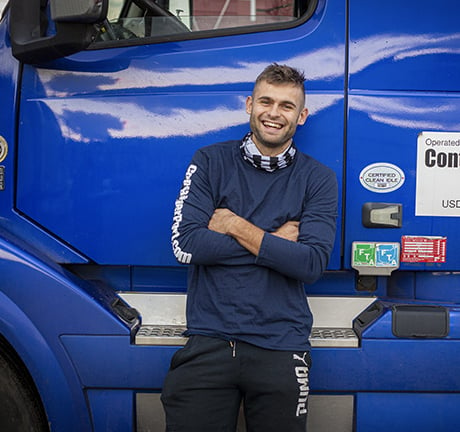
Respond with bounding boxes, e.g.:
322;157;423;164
359;162;405;193
0;136;8;163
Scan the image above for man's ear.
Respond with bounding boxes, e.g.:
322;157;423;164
246;96;253;114
297;108;309;126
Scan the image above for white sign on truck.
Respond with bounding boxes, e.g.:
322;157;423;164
416;131;460;217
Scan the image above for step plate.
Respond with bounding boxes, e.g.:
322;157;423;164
135;326;359;348
310;328;358;347
136;325;188;345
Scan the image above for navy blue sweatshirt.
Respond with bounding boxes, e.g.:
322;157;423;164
171;139;338;351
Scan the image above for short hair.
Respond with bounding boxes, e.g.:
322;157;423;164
255;63;306;93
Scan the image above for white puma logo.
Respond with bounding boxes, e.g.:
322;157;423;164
293;352;310;417
293;352;309;368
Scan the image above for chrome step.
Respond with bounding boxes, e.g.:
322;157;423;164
135;325;359;347
119;293;373;348
136;325;187;345
310;327;358;347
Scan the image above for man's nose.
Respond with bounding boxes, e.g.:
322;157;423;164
267;104;280;117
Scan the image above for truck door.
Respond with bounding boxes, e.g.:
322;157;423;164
15;0;346;270
13;3;349;428
346;0;460;282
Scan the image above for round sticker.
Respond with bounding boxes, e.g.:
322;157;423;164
359;162;405;193
0;136;8;163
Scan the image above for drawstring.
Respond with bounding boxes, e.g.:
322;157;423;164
229;341;236;358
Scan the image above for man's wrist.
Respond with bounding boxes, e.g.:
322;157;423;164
226;216;265;256
226;213;244;237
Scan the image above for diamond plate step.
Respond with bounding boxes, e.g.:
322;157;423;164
136;325;188;345
310;328;358;347
119;293;373;348
135;326;359;347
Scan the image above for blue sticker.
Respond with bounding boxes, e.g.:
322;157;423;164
376;243;399;267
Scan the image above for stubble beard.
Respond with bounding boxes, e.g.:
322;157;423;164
250;119;295;153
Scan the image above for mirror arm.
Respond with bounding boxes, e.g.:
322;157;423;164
9;0;106;64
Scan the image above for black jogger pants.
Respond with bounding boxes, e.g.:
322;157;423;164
161;335;311;432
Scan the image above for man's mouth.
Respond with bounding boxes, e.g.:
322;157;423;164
262;121;283;130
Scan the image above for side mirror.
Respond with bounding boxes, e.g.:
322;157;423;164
50;0;106;23
10;0;108;64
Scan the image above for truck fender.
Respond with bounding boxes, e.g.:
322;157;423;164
0;235;128;431
0;291;92;431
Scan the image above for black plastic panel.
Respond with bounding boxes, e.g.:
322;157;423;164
392;305;449;338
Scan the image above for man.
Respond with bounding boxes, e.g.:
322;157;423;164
162;64;338;431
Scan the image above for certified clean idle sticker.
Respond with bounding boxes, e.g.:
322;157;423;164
359;163;405;193
416;131;460;217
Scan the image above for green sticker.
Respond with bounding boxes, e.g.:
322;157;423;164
353;243;376;266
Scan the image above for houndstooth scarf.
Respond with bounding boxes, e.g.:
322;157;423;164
240;133;296;172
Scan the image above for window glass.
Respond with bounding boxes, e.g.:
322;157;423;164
96;0;313;43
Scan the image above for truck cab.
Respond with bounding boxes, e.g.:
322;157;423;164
1;0;460;430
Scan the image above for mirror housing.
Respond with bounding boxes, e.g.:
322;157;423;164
51;0;106;23
10;0;108;64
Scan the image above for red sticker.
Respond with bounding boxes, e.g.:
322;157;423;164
401;236;446;263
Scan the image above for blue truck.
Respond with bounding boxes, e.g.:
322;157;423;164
1;0;459;430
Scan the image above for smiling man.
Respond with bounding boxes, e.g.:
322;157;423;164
248;72;308;154
162;64;338;432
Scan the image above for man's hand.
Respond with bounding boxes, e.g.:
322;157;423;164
208;208;264;256
208;208;238;235
272;221;299;242
208;209;299;256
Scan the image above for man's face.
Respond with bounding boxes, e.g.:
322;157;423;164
246;80;308;156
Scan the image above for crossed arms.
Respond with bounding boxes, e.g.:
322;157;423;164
171;149;338;284
208;208;299;256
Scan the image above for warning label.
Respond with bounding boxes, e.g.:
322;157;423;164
401;236;446;263
416;131;460;217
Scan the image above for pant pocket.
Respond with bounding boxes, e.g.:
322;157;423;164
169;335;196;369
